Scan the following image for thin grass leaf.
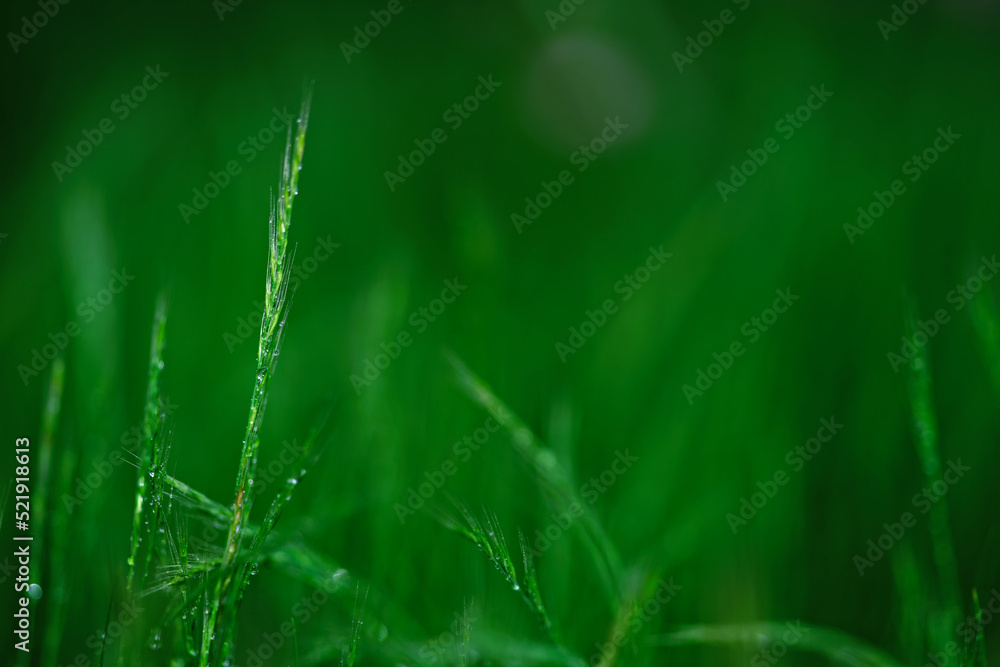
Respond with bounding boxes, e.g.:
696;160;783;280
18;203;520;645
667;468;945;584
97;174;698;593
890;542;927;661
175;516;197;659
905;311;962;639
127;292;168;596
50;442;77;661
467;629;588;667
519;529;555;638
971;287;1000;395
968;588;988;667
162;474;233;527
457;599;474;667
36;357;65;667
98;596;115;667
35;356;63;550
591;566;662;667
648;622;906;666
342;585;368;667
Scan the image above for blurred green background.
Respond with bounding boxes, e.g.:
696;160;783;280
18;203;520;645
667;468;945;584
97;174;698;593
1;0;999;665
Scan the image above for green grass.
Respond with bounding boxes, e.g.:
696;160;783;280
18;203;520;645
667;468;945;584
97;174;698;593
20;103;995;665
76;94;329;667
6;10;997;663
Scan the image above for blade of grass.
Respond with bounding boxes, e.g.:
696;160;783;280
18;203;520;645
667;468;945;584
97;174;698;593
98;596;115;667
905;312;962;641
971;286;1000;395
342;585;368;667
966;588;988;667
37;357;65;667
456;599;474;667
648;622;906;666
127;292;168;596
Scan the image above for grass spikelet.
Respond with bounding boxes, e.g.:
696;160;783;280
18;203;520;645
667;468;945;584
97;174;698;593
436;494;557;643
200;92;312;666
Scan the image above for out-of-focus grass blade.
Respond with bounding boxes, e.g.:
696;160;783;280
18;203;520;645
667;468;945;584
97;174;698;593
905;310;962;640
469;628;588;667
971;288;1000;395
38;358;66;667
648;622;906;666
444;351;623;608
968;588;988;667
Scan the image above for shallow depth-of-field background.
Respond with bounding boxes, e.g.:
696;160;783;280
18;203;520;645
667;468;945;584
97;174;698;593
1;0;1000;665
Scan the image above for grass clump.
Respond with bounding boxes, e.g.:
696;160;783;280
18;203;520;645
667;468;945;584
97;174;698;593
106;93;340;667
17;93;994;667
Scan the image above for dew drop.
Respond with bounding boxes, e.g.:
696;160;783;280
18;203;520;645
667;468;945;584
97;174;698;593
27;584;42;599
